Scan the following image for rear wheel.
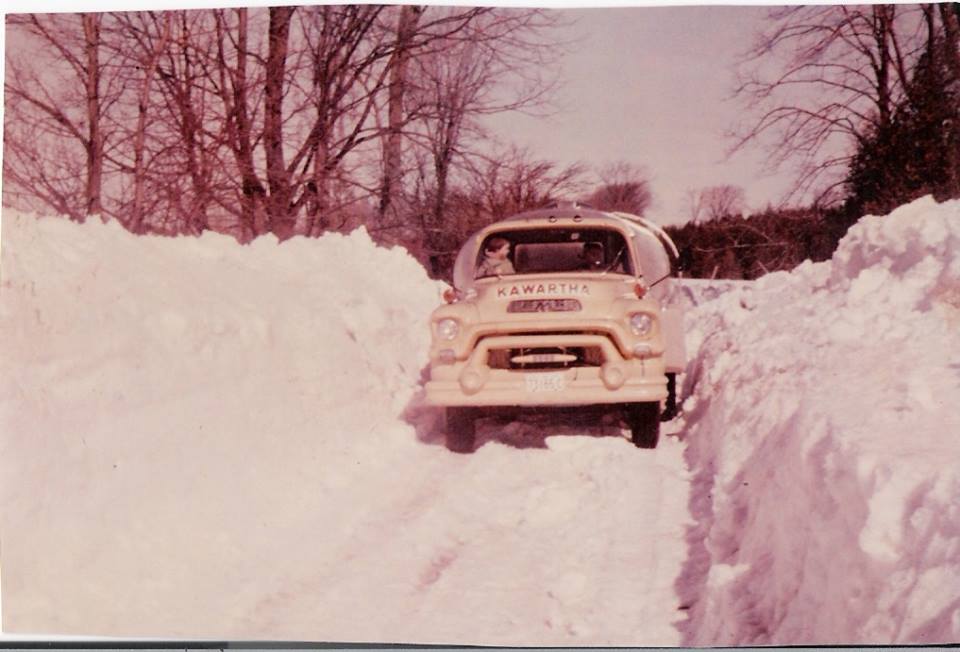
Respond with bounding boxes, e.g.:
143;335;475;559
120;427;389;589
661;373;678;421
445;407;477;453
627;402;660;449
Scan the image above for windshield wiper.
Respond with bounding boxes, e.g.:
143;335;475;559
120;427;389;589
601;247;625;275
648;272;671;289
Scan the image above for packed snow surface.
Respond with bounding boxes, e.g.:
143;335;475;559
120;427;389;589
0;211;689;643
2;196;958;644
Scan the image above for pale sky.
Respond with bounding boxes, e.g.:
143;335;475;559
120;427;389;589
484;6;800;225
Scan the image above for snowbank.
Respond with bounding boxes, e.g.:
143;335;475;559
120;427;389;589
0;213;439;451
6;197;955;644
680;196;960;645
0;213;436;635
0;211;690;643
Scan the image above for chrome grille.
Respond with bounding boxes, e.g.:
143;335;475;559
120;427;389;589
487;345;604;370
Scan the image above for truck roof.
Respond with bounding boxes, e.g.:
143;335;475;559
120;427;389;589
451;206;681;293
488;206;680;260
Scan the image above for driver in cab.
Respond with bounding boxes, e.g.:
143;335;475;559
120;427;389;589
475;236;516;278
581;242;605;271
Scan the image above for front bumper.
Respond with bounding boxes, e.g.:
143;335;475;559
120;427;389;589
425;333;667;407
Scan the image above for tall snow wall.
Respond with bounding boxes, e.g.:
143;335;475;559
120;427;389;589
680;196;960;645
0;212;444;636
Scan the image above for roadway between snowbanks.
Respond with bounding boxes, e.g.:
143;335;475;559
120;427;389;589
2;199;958;644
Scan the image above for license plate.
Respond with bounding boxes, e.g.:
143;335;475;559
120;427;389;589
525;371;567;393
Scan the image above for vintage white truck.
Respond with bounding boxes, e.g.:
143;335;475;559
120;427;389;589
425;204;686;452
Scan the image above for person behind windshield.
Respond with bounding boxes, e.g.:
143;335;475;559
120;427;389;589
475;236;516;278
581;242;605;271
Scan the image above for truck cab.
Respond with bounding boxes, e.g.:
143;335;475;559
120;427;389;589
425;205;686;452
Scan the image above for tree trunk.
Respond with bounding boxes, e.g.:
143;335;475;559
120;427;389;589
217;8;266;240
82;13;103;218
131;13;172;234
873;5;893;130
428;142;454;277
306;137;331;237
939;3;960;197
264;7;295;239
173;11;210;235
378;5;423;223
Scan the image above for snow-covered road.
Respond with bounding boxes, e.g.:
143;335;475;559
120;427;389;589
2;197;959;644
229;421;690;645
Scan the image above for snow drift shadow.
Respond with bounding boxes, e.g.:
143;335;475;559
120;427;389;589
671;372;716;644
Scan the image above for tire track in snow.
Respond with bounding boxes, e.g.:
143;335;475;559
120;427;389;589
236;417;691;645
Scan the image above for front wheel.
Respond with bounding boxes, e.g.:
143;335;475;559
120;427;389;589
661;373;678;421
445;407;477;453
627;402;660;449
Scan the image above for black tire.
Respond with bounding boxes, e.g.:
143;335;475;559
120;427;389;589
661;373;678;422
445;407;477;453
628;402;660;449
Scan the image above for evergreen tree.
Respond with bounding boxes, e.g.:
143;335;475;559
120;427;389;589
846;29;960;216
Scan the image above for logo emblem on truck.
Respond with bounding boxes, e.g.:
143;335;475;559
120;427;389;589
497;283;590;298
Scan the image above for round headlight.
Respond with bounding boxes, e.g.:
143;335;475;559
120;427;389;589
629;313;653;337
436;318;460;340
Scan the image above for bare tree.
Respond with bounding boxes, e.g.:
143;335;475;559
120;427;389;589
378;5;424;223
81;14;105;217
292;5;391;236
732;5;931;204
210;8;269;239
263;7;296;237
585;161;652;215
151;10;225;235
401;8;564;271
5;6;568;245
104;11;175;233
465;147;587;221
691;184;747;221
112;7;267;239
685;188;706;223
4;13;113;219
407;145;586;277
938;3;960;196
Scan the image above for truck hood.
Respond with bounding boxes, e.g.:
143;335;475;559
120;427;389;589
473;274;639;322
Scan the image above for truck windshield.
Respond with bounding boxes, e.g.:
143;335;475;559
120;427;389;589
476;228;634;278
